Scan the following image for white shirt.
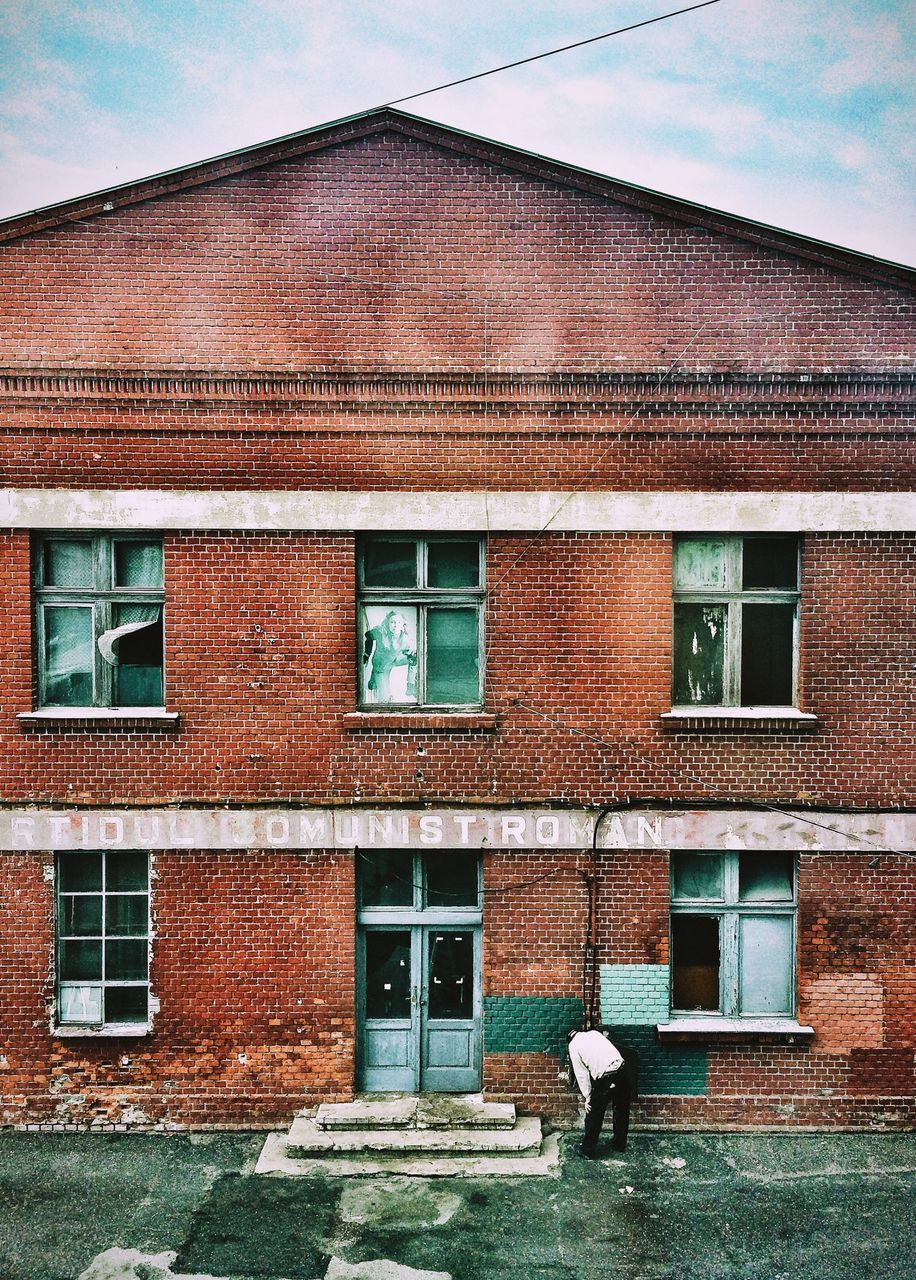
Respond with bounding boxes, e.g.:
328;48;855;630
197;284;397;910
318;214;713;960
568;1030;624;1103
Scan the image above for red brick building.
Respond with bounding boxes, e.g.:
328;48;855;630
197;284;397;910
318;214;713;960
0;109;913;1131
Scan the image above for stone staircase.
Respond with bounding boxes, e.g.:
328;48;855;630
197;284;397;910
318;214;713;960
256;1094;560;1177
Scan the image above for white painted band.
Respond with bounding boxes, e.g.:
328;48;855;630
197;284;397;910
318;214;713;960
1;489;914;532
0;805;911;853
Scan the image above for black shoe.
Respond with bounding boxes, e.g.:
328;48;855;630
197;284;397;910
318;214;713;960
579;1147;598;1159
611;1143;627;1152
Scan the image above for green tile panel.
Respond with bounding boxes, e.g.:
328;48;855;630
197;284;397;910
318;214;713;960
603;1024;708;1097
483;996;583;1056
600;963;671;1025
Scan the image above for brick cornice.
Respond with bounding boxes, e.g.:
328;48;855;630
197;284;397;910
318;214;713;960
0;367;912;410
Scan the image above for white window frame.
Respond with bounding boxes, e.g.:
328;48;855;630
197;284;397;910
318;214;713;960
357;535;485;710
56;850;151;1032
672;535;800;709
34;533;165;709
669;850;797;1020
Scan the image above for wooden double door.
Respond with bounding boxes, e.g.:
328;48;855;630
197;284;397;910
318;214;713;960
356;850;482;1093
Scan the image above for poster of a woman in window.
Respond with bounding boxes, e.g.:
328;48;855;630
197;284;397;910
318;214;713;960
362;607;417;703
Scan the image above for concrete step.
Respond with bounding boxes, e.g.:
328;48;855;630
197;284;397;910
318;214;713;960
287;1114;543;1158
255;1130;561;1179
314;1094;516;1132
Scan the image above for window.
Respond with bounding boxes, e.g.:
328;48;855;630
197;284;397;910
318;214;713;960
358;537;484;708
56;850;150;1028
670;851;796;1018
358;850;481;911
34;535;164;708
672;536;799;707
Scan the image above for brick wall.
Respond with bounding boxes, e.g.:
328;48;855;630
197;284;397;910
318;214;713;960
3;533;914;808
1;121;912;1130
1;134;912;372
0;850;355;1128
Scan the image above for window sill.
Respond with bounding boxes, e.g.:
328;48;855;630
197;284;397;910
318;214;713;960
53;1024;151;1038
343;711;497;733
18;708;179;730
660;707;818;733
656;1017;814;1043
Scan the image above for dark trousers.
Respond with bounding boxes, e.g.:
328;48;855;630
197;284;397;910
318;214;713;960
581;1062;632;1154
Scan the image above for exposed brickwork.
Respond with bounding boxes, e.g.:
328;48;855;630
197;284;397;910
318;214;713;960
0;850;355;1128
1;134;912;373
0;119;913;1130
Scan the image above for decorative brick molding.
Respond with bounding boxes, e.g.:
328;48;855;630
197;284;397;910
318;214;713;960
0;367;912;409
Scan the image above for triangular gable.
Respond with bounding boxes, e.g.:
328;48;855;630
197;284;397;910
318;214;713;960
1;107;913;291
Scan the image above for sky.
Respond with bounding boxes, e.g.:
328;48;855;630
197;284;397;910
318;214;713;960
0;0;913;265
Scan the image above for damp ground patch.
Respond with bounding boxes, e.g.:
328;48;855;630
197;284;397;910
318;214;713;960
173;1174;340;1278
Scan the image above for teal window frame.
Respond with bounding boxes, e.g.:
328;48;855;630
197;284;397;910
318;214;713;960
357;535;485;710
672;535;800;708
56;850;151;1029
670;850;797;1018
33;533;165;709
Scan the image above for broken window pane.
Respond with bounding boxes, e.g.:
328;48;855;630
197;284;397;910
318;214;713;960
673;604;725;705
365;931;412;1019
426;608;479;704
109;604;164;706
742;537;798;590
673;539;728;590
362;540;418;588
426;856;479;908
740;603;794;704
105;987;149;1022
427;932;473;1019
739;853;794;902
359;851;414;908
44;540;94;587
672;853;723;900
427;542;480;589
739;915;793;1013
671;915;720;1011
44;606;94;705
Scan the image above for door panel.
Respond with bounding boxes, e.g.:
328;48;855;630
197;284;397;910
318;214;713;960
360;929;418;1091
356;852;482;1094
420;928;481;1091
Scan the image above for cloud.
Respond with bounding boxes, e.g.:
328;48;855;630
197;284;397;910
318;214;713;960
0;0;912;263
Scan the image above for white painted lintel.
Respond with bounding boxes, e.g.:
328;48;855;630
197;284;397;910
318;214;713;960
1;489;914;532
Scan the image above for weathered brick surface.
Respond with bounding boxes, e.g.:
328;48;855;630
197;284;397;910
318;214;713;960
1;134;912;372
0;850;354;1128
0;120;913;1129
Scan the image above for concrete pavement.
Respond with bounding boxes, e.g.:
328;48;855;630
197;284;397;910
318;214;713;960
1;1129;914;1280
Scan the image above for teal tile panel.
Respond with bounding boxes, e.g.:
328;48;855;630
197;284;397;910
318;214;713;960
603;1024;707;1096
600;963;671;1025
484;996;583;1056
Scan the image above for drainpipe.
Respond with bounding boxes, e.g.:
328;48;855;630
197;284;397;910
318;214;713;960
581;806;614;1029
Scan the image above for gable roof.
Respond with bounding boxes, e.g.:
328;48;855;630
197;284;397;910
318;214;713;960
1;106;913;290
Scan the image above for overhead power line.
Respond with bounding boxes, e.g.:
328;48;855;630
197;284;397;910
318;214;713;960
383;1;725;108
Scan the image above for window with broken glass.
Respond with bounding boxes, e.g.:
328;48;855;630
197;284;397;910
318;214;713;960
670;851;796;1018
34;535;164;708
672;536;800;707
56;850;150;1028
357;536;484;708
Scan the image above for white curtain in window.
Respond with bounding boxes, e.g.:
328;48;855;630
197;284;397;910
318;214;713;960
97;605;160;666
